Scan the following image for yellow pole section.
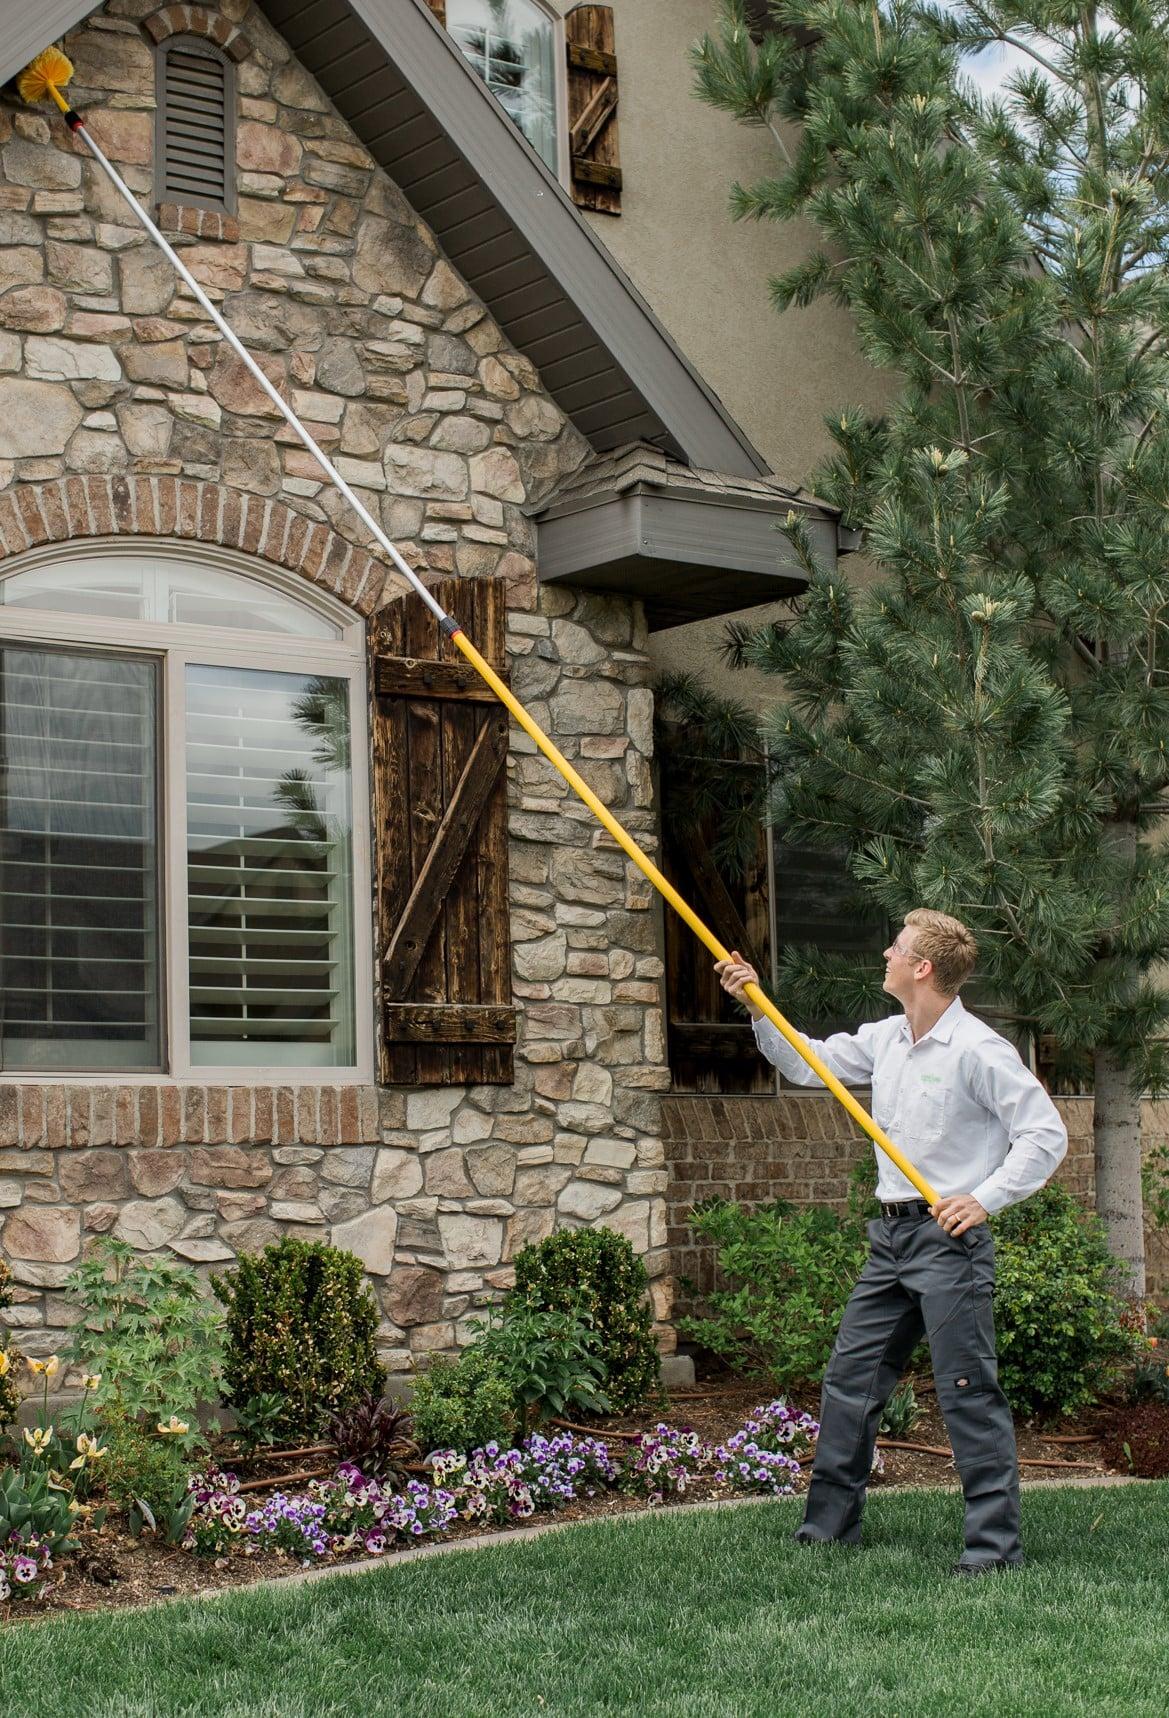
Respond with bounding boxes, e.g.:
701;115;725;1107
29;57;936;1206
451;630;939;1206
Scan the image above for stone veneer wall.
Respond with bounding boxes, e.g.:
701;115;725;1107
0;2;674;1382
664;1094;1169;1304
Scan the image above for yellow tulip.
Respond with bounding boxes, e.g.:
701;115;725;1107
23;1426;53;1454
27;1354;60;1378
82;1374;102;1392
157;1415;190;1436
0;1351;9;1377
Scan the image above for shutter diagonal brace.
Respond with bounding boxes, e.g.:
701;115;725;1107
382;711;508;997
20;50;938;1206
569;75;617;157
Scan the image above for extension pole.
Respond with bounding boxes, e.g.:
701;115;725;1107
27;62;938;1205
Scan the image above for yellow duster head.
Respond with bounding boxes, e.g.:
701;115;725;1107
17;46;75;110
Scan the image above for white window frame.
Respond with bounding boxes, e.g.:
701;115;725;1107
449;0;570;186
0;539;374;1085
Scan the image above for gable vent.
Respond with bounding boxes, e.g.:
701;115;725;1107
156;37;235;213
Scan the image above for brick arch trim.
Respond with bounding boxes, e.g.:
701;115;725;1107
0;477;398;617
142;5;254;62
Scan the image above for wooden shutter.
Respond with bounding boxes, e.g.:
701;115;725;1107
156;37;234;214
566;5;621;214
373;576;515;1086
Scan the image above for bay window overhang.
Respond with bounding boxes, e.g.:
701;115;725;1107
533;445;847;631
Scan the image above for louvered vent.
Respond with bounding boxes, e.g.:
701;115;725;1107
158;38;234;212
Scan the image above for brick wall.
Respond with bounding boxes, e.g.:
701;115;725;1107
664;1093;1169;1303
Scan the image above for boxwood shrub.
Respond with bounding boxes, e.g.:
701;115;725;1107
991;1186;1139;1420
512;1227;660;1413
409;1345;516;1457
214;1239;385;1442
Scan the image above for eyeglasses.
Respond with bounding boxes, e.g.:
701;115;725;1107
888;936;922;961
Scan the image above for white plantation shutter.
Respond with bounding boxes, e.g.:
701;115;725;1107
0;646;161;1072
185;664;356;1068
0;548;369;1079
157;37;234;212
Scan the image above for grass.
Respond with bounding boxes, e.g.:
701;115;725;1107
2;1485;1167;1717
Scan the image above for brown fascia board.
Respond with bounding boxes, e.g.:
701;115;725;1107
258;0;770;477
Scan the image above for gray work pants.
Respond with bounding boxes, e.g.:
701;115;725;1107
797;1209;1022;1564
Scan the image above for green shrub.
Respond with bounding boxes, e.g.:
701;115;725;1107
991;1187;1140;1420
409;1346;516;1457
512;1228;660;1413
879;1380;922;1439
678;1200;867;1391
96;1407;191;1522
469;1294;611;1428
1141;1144;1169;1231
214;1239;385;1442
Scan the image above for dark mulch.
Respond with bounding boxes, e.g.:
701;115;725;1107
1097;1398;1169;1477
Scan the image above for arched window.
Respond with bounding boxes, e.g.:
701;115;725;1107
447;0;561;172
0;546;370;1078
155;35;236;213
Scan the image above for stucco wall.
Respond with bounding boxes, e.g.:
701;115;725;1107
577;0;894;489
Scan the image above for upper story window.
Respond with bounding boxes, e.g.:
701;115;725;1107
0;547;370;1079
155;35;236;213
447;0;560;172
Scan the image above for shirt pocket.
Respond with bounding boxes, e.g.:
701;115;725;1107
905;1078;949;1143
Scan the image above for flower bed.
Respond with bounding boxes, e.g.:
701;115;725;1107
0;1377;1142;1621
0;1404;813;1617
179;1417;792;1563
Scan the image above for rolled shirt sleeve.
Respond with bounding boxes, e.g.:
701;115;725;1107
752;1014;882;1089
966;1038;1068;1215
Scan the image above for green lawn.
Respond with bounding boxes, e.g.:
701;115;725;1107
2;1485;1167;1717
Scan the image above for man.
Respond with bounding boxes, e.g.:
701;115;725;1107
715;909;1067;1574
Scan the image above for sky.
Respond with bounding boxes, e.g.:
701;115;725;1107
958;37;1037;100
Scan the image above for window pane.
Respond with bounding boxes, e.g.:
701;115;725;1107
448;0;558;171
0;647;161;1072
0;559;341;638
185;664;356;1067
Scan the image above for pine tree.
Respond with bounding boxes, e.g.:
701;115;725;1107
692;0;1169;1291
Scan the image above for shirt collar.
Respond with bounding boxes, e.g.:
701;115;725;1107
898;995;965;1046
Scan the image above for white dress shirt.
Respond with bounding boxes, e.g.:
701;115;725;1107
751;996;1067;1213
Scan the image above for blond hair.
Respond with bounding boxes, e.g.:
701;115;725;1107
902;909;978;996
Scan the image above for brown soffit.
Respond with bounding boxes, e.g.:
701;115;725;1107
0;0;103;89
255;0;770;476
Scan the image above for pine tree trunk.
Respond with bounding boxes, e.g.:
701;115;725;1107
1092;1046;1146;1296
